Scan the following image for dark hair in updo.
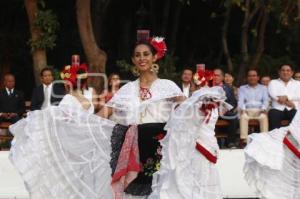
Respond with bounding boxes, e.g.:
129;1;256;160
131;41;157;57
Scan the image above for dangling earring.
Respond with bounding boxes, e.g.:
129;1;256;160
132;66;140;76
151;64;159;74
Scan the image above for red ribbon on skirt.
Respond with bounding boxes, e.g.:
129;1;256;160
283;135;300;159
195;142;217;164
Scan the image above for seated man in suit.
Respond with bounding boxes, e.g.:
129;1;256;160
0;73;25;123
177;67;196;98
31;68;65;110
213;68;238;148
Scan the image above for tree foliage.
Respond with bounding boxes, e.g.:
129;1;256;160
28;2;59;51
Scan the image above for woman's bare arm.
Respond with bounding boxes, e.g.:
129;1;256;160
96;105;113;118
172;95;186;109
175;95;186;104
91;88;99;111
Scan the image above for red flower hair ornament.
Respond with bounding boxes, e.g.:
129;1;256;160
60;63;88;86
149;37;167;60
193;68;214;87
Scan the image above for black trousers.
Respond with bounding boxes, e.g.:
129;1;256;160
268;108;296;130
217;116;238;145
224;118;238;144
0;115;21;124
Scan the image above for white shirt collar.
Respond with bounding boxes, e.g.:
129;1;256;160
5;87;14;94
182;83;191;88
43;83;52;89
278;78;295;84
182;83;190;97
246;84;260;89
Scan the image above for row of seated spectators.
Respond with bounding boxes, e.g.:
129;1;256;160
1;65;299;149
0;68;121;125
178;64;300;148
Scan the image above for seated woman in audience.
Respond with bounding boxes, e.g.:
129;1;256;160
224;72;238;99
260;75;271;86
103;73;121;103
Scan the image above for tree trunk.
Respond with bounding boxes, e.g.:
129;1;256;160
250;7;269;68
295;0;300;22
221;2;233;72
119;16;132;59
237;0;260;84
237;0;250;85
161;0;171;36
169;1;182;55
150;0;157;32
92;0;111;46
0;49;11;89
76;0;107;93
240;0;250;67
92;0;102;46
25;0;47;86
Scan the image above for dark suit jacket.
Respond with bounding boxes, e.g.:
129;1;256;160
0;88;25;116
222;83;237;114
176;82;194;97
31;83;66;111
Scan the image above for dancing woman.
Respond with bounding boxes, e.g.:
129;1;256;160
150;68;232;199
9;64;116;199
244;108;300;199
9;37;184;199
99;37;184;198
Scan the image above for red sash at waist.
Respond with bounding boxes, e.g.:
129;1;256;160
283;135;300;159
195;142;217;164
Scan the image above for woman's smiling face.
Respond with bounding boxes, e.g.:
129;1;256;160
132;44;157;73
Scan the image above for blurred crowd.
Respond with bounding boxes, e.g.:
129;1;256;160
1;64;300;149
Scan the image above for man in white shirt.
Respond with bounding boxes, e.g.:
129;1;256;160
268;64;300;130
177;67;195;98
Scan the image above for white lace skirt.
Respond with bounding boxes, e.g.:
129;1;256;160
150;131;222;199
244;128;300;199
150;110;222;199
9;107;116;199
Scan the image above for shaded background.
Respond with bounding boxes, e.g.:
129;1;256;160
1;0;300;99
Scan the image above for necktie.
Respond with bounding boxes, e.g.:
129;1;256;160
9;89;13;96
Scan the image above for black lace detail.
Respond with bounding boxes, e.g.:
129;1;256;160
110;124;129;175
125;181;152;196
125;123;166;196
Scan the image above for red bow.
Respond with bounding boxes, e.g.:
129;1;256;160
149;37;167;60
200;101;220;123
60;63;88;86
194;69;214;87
